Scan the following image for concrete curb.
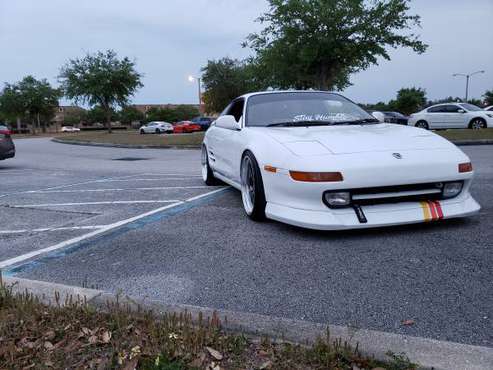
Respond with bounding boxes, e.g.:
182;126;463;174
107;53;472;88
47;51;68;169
3;276;492;370
52;137;493;150
451;139;493;146
51;138;200;150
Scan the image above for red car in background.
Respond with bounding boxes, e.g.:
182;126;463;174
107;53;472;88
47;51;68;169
173;121;202;134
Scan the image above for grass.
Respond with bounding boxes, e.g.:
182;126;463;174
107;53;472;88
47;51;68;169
53;128;493;149
55;131;205;147
436;128;493;141
0;277;417;369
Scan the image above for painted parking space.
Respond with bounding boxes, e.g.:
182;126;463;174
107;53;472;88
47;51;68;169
1;139;492;349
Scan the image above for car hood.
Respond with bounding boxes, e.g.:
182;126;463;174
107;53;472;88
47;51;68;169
261;123;452;155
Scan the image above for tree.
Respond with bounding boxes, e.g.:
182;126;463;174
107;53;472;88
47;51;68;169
59;50;143;133
0;83;26;130
0;76;61;134
393;87;426;115
119;106;144;125
201;58;264;113
245;0;428;91
63;109;87;126
86;106;117;124
483;90;493;106
145;105;200;123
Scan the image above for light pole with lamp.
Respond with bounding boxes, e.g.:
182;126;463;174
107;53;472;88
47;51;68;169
188;75;203;114
452;70;485;102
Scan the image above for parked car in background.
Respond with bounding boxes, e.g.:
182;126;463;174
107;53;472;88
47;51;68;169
191;117;214;130
173;121;202;134
140;121;174;134
408;103;493;130
0;124;15;161
484;106;493;112
61;126;81;132
370;111;408;125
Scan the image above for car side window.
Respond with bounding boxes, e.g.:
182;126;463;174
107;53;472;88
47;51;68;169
225;99;245;122
428;106;443;113
444;105;460;113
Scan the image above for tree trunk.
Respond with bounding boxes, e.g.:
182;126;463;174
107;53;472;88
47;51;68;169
16;117;21;132
31;118;37;135
38;113;46;133
106;110;112;134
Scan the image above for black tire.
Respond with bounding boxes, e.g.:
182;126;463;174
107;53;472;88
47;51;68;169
469;118;486;130
415;120;429;130
240;151;266;221
201;145;218;186
140;129;145;135
155;128;161;134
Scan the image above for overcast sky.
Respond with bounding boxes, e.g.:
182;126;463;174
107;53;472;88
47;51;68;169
1;0;492;105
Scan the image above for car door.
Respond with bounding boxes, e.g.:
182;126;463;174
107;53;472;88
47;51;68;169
426;106;445;128
442;105;465;128
210;99;245;181
144;123;154;133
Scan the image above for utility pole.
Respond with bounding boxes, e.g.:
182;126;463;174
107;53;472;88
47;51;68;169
188;75;203;114
453;70;485;102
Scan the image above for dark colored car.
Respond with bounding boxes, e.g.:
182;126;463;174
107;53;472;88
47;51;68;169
191;117;214;130
0;125;15;160
382;111;409;125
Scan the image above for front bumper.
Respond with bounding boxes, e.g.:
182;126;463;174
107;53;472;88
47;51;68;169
265;193;480;230
0;149;15;160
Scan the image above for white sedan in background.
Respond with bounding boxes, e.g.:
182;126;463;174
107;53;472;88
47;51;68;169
61;126;81;132
408;103;493;130
140;121;174;134
201;91;480;230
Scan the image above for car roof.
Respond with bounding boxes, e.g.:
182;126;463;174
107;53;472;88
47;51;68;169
238;90;339;100
428;102;462;107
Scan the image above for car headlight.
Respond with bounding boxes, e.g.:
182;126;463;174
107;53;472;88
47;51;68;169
323;192;351;208
442;182;463;199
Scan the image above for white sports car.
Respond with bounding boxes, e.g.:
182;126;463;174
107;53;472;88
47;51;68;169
201;91;480;230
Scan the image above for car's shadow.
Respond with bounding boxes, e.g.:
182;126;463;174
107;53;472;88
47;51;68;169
268;215;479;240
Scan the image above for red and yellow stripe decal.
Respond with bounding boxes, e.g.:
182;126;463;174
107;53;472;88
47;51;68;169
420;201;444;222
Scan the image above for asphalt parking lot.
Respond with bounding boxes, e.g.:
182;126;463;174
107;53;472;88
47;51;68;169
1;138;492;348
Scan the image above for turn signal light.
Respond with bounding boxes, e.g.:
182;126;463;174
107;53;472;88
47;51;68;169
458;162;473;173
264;165;277;173
289;171;343;182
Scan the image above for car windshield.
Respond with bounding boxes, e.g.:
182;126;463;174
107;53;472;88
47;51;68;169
459;103;482;112
384;111;406;118
246;92;377;127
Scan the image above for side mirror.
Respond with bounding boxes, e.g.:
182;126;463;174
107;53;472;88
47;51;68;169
215;115;241;130
457;109;466;113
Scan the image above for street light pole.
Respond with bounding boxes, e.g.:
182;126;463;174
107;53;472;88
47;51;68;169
188;75;203;114
453;70;485;102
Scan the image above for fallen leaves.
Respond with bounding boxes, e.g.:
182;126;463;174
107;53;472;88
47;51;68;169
206;346;223;361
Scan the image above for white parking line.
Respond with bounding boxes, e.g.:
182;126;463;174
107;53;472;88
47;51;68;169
0;187;227;269
0;225;105;235
31;186;217;194
10;200;182;208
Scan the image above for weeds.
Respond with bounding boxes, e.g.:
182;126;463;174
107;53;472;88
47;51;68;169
0;278;417;369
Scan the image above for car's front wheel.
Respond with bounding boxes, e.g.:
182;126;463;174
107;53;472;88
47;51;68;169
140;129;145;135
240;151;266;221
469;118;486;130
415;120;429;130
201;145;218;186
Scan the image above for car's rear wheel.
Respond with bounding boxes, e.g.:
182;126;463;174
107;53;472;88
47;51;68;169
469;118;486;130
201;145;218;186
240;151;266;221
415;120;429;130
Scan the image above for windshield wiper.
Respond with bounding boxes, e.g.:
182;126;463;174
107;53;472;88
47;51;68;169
331;118;380;125
266;120;334;127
